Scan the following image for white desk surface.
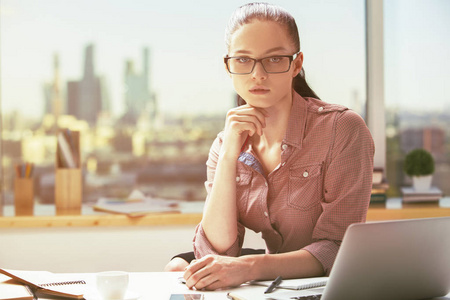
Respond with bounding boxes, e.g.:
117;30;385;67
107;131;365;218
35;271;450;300
37;271;259;300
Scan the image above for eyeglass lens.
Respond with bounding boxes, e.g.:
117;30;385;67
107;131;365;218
228;56;291;74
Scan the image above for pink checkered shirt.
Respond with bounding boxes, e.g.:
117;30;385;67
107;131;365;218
193;91;375;275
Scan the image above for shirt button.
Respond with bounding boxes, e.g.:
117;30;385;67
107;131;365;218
264;212;269;217
236;176;240;182
303;171;309;177
282;144;288;151
318;107;324;112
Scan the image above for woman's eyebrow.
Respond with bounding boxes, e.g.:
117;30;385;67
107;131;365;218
233;46;290;56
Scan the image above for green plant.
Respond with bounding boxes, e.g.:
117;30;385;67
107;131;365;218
403;148;435;176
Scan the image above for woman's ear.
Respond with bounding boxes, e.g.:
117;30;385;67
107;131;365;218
292;52;303;78
224;62;232;78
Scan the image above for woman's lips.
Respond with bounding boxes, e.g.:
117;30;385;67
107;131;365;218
249;87;270;95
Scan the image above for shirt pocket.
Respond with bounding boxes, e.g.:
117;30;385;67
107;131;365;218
235;170;252;212
288;163;323;210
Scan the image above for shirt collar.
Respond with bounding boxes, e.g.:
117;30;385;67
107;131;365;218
283;90;307;149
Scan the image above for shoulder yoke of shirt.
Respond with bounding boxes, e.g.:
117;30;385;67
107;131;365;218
302;96;349;114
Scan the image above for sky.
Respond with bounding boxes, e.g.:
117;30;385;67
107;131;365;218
384;0;450;112
0;0;449;119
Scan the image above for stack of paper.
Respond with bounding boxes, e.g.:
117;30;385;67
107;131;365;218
401;186;443;202
93;190;180;217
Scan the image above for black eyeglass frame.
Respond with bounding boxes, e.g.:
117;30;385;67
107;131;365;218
224;52;300;75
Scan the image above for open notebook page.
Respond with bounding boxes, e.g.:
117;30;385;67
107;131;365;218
0;274;33;300
0;269;87;299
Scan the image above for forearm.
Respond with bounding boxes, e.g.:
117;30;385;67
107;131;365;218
241;250;325;281
201;154;239;253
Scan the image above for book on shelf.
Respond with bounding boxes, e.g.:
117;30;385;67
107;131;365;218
370;193;387;203
93;196;180;217
373;167;384;185
401;186;443;202
371;178;389;203
372;181;389;191
0;269;87;299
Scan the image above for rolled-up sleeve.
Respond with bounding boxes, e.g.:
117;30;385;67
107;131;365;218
193;221;245;258
303;110;374;275
193;132;246;258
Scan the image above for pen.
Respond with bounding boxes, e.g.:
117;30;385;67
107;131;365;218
264;275;283;294
24;285;37;300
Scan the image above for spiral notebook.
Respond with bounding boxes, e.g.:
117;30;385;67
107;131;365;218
0;275;33;300
249;277;328;291
227;277;328;300
0;269;87;299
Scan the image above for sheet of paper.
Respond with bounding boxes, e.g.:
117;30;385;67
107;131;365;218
0;275;33;300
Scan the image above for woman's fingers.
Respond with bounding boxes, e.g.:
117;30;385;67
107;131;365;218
184;256;220;290
184;259;205;281
222;104;269;154
228;115;263;136
228;106;268;129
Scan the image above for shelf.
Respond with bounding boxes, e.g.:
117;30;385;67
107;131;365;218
1;198;449;228
0;213;203;228
368;197;450;221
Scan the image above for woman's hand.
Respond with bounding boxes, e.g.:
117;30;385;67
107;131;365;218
221;104;269;158
183;254;254;291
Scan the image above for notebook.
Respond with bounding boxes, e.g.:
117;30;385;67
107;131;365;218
93;197;180;217
248;277;328;291
0;275;33;300
0;269;87;299
228;217;450;300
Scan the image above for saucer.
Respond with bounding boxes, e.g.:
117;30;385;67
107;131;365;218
84;290;141;300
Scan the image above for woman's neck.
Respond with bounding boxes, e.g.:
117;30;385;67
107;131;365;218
252;95;292;150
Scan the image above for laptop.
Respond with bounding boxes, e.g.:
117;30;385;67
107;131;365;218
315;217;450;300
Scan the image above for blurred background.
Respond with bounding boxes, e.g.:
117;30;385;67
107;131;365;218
0;0;449;209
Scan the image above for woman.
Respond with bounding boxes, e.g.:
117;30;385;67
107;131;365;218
166;2;374;290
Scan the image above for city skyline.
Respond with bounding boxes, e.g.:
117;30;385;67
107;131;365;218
1;0;449;120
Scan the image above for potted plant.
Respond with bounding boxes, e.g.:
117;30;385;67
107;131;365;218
403;148;435;191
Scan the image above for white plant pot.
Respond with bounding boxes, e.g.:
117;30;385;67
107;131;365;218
412;175;432;192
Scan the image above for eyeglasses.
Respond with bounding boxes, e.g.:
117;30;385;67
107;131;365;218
224;52;300;75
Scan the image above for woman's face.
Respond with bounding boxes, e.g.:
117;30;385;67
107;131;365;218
227;20;303;109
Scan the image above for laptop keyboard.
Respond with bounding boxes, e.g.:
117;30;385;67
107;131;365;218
290;295;322;300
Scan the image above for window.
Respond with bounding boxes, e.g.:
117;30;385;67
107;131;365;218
0;0;366;215
384;0;450;196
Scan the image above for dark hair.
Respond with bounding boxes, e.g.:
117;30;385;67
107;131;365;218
225;2;320;106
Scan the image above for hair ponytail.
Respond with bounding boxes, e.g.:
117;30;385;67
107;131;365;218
293;67;320;99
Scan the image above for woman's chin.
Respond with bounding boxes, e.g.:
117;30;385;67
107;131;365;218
244;98;273;108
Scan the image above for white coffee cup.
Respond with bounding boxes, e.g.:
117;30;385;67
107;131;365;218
96;271;129;300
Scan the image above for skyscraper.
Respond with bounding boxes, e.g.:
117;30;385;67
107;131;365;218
122;47;157;123
43;54;63;120
67;44;107;124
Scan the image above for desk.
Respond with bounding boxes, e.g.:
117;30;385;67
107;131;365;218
35;271;450;300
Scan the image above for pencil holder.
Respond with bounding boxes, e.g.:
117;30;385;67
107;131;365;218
55;129;82;215
14;177;34;216
55;168;82;215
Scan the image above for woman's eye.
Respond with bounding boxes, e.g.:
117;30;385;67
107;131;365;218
269;57;282;63
238;57;250;63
